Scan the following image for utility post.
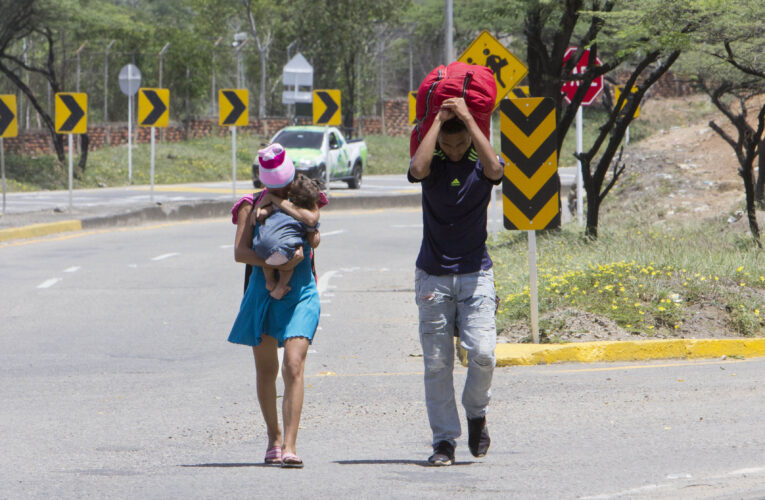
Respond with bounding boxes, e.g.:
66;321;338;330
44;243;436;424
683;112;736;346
104;40;115;145
211;37;222;115
158;43;170;142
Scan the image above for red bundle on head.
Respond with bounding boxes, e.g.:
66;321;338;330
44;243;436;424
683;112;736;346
410;62;497;157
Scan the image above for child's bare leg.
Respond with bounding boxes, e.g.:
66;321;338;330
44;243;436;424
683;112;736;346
270;269;293;300
263;267;277;292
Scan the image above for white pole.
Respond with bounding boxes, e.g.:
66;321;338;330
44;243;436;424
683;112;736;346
528;230;539;343
489;114;499;238
128;94;133;183
1;138;6;214
576;106;583;226
150;126;155;203
625;125;630;145
231;126;237;201
68;135;73;210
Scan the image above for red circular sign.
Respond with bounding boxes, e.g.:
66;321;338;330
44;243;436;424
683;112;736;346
561;47;604;106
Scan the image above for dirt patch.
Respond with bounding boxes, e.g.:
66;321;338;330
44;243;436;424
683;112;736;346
499;95;764;343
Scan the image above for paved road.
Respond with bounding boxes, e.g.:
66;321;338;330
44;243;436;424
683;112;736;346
0;175;420;215
1;169;576;216
2;207;764;498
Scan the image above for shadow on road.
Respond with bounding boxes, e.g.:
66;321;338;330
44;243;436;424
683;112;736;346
335;459;475;467
180;462;274;468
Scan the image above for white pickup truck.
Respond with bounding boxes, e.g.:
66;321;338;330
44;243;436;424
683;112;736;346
252;126;368;189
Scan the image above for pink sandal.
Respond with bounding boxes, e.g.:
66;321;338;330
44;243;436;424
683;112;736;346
281;452;304;468
264;445;282;465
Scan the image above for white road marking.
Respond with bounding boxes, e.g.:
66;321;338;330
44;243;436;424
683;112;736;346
63;266;80;273
37;278;61;289
321;230;346;237
220;244;234;249
151;252;180;261
323;293;335;297
317;270;338;296
392;224;422;228
321;313;331;317
128;264;138;268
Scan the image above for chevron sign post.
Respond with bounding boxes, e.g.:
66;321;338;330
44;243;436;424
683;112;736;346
219;89;249;200
138;88;170;202
500;97;560;343
55;92;88;210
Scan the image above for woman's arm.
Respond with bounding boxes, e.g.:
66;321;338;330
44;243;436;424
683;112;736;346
306;230;321;248
263;192;320;228
234;204;303;269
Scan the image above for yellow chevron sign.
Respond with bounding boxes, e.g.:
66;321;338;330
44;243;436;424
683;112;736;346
55;93;87;134
409;91;417;124
138;88;169;127
500;97;560;230
615;85;640;118
0;95;18;138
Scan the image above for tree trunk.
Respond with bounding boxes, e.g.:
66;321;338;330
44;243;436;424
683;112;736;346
756;137;764;207
76;133;89;176
740;151;762;247
259;48;267;119
585;184;599;240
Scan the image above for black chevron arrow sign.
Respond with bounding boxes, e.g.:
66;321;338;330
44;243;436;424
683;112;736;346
141;89;167;126
0;97;14;136
222;90;246;126
59;94;85;132
316;91;339;124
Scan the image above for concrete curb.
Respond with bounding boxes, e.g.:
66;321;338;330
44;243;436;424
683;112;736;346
490;338;765;366
0;220;83;242
0;193;422;242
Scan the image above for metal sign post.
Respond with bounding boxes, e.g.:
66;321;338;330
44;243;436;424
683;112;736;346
1;138;5;214
137;88;169;203
118;64;142;184
68;135;73;210
55;92;87;211
231;126;237;200
576;106;584;225
500;97;560;343
219;89;248;201
1;94;19;214
150;126;155;202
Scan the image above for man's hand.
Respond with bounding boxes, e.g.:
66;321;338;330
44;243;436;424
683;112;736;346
440;97;474;125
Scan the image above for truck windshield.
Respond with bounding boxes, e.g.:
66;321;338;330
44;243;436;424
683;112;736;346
272;130;323;149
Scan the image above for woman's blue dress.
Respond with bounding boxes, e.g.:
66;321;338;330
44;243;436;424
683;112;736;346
228;224;320;347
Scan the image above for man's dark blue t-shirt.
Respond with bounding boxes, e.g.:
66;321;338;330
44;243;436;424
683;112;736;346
408;146;503;276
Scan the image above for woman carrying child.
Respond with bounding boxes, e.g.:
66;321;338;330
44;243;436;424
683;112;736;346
228;143;326;468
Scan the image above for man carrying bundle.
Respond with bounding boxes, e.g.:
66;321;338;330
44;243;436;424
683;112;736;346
408;62;503;466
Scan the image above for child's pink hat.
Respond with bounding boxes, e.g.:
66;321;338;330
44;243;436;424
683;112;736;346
258;143;295;188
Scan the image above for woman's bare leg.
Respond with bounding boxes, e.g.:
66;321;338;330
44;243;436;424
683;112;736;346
253;335;281;449
281;337;309;455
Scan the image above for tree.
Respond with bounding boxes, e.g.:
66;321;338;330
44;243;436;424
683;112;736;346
687;0;765;245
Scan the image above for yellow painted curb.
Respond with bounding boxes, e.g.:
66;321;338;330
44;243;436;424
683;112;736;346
489;338;765;366
0;220;83;242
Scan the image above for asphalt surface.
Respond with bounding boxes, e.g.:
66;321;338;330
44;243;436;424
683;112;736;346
2;209;765;498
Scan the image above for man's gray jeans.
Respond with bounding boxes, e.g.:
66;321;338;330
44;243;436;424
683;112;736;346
415;267;497;447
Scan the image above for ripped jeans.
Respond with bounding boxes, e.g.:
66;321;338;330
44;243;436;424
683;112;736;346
414;267;497;447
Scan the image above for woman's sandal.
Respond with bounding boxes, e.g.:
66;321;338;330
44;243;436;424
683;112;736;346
281;452;304;468
264;445;282;465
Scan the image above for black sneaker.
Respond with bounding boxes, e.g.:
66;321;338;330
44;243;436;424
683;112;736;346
427;440;455;466
467;416;490;457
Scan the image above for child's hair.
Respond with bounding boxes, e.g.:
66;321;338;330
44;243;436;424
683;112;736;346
289;173;321;209
440;117;467;135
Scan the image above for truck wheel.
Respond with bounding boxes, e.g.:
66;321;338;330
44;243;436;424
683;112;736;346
347;162;362;189
252;178;263;189
317;164;328;190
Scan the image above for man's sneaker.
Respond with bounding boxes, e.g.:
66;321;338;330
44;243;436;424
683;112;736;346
427;440;455;466
467;416;491;457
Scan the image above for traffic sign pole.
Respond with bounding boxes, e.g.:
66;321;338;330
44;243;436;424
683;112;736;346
150;126;155;202
128;95;133;183
1;138;5;214
528;230;539;344
68;135;73;210
231;126;237;201
324;125;330;194
576;106;583;226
